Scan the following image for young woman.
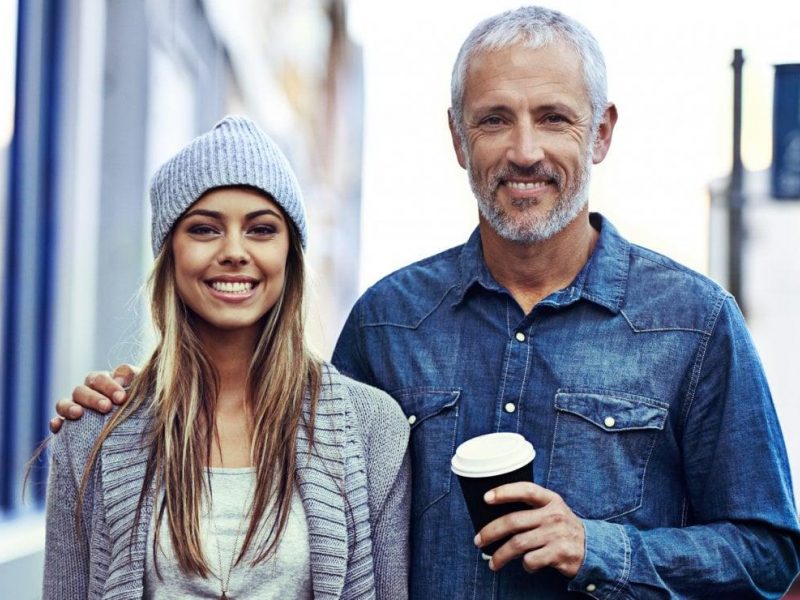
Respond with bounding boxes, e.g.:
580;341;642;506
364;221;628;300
42;116;410;600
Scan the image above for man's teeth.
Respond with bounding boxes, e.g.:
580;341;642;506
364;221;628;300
211;281;254;294
507;181;547;190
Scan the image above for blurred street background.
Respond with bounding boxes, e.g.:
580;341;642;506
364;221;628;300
1;0;799;596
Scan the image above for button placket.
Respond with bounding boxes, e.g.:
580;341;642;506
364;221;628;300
494;324;530;432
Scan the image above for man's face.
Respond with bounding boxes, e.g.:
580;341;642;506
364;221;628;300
452;41;610;244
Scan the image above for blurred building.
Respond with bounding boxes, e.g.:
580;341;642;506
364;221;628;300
0;0;363;594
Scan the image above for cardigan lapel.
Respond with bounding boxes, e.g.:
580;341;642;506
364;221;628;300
296;366;349;600
99;405;154;598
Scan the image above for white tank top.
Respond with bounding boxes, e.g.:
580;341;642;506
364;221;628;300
144;467;312;599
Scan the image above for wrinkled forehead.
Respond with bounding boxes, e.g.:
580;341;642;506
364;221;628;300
463;40;588;100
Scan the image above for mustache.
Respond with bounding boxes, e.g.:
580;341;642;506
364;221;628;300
490;163;562;190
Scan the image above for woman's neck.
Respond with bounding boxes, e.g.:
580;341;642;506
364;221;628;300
196;325;256;402
196;325;258;467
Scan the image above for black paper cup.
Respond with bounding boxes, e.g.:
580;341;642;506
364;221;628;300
451;432;535;556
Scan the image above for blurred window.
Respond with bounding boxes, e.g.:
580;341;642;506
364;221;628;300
0;0;19;515
1;0;60;516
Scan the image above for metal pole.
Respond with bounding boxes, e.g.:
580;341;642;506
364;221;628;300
729;49;745;314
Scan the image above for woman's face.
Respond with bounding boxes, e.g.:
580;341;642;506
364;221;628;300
171;187;290;339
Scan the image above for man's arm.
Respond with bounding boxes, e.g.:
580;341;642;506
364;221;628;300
480;297;800;598
50;365;137;433
331;298;375;386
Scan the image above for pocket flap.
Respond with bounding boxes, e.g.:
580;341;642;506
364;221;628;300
392;388;461;428
554;390;668;432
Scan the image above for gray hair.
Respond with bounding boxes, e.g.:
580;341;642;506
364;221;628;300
450;6;607;137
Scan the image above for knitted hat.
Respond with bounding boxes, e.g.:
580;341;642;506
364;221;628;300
149;115;308;255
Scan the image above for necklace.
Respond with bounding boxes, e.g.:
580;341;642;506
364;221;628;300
207;470;255;600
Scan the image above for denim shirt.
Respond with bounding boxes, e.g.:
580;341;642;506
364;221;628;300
332;214;800;599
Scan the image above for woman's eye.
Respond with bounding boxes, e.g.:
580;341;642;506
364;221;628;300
188;224;218;235
249;225;276;236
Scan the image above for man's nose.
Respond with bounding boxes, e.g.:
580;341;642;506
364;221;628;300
506;124;545;167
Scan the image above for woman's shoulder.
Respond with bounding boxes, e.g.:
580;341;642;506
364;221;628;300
52;402;151;471
324;364;407;425
321;363;409;452
53;409;110;455
48;408;113;482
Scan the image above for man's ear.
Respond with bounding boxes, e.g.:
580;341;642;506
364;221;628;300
448;109;468;170
592;102;618;164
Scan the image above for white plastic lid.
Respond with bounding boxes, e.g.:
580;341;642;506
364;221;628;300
450;432;535;478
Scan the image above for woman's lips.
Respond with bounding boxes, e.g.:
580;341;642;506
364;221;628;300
205;279;259;302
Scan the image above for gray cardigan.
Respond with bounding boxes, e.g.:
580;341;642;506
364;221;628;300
43;364;410;599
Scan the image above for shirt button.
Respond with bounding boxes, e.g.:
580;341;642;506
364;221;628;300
515;331;526;342
407;415;417;425
586;583;597;592
504;403;516;413
604;416;616;428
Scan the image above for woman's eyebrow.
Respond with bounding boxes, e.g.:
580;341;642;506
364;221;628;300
182;208;222;219
246;209;284;221
181;208;284;220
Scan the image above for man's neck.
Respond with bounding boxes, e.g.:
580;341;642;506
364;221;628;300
480;210;599;315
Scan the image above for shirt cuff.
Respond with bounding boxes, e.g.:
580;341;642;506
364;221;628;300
567;519;631;598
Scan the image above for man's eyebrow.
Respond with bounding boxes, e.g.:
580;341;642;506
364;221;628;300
469;102;580;117
471;103;512;115
536;103;579;115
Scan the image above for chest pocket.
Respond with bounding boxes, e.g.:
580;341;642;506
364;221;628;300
393;388;461;520
546;390;668;520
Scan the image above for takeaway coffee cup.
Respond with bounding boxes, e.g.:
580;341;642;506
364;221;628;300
451;432;535;555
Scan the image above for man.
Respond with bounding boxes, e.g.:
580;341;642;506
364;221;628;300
57;6;800;598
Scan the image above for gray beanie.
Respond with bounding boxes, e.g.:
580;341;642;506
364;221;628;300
149;115;308;255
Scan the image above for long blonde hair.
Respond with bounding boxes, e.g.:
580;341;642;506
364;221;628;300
79;211;321;576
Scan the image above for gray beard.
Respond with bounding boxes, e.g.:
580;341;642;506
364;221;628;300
468;151;593;245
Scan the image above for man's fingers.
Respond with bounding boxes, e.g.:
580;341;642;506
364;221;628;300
484;481;553;506
82;370;126;405
474;484;551;552
71;385;113;412
476;486;586;578
477;507;542;551
111;364;137;388
520;546;553;574
55;397;86;419
49;416;64;434
488;529;545;572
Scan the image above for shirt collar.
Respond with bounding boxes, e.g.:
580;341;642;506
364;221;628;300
453;213;630;313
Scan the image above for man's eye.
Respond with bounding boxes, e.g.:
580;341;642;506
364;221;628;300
544;114;567;124
481;116;504;126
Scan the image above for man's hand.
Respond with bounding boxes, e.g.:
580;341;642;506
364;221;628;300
50;364;138;433
474;482;585;578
